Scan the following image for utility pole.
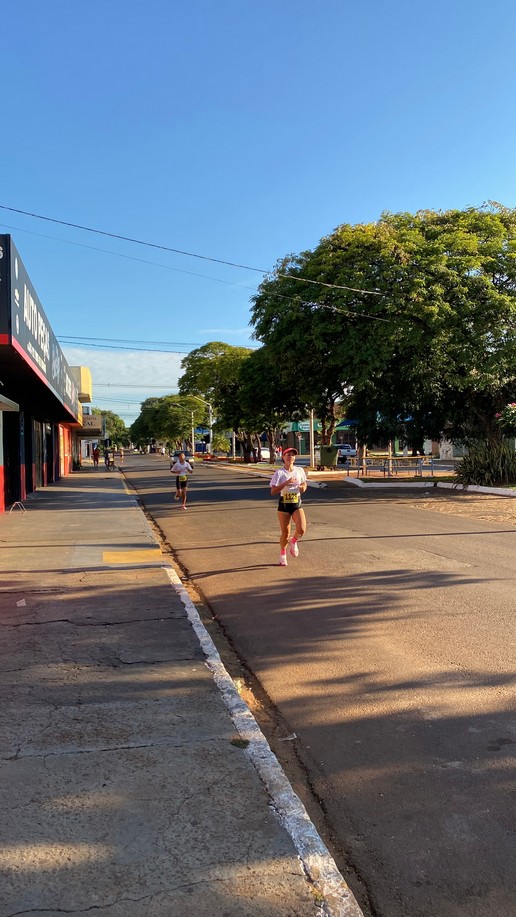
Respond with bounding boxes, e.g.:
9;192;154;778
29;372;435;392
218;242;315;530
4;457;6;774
190;395;213;453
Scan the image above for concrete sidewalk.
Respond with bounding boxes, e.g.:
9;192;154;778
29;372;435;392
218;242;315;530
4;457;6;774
0;469;363;917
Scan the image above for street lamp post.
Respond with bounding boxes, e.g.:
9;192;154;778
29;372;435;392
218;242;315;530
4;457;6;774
190;395;213;452
309;409;315;468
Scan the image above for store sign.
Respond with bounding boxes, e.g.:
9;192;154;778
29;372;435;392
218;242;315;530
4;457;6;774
0;235;79;420
292;420;322;433
81;414;104;435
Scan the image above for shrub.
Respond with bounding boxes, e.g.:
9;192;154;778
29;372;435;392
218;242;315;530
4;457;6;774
454;441;516;487
496;403;516;438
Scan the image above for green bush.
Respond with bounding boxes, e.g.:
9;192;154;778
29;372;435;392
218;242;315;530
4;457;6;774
454;441;516;487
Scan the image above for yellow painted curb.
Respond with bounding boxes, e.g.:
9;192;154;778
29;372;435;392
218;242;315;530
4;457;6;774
102;549;164;565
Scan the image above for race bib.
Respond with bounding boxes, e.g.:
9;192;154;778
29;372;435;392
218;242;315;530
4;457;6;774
283;492;300;503
179;474;187;482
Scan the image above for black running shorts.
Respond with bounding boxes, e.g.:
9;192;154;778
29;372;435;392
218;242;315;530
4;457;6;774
278;496;302;515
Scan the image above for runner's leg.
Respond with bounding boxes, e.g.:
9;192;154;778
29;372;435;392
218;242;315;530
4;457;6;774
290;507;306;556
278;511;291;565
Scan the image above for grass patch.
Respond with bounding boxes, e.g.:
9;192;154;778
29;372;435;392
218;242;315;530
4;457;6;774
230;737;249;749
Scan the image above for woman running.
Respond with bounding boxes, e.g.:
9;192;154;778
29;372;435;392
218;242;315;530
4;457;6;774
170;452;193;509
269;446;307;566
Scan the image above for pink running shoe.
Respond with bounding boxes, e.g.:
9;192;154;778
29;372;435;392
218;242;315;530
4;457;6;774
289;538;299;558
279;553;288;566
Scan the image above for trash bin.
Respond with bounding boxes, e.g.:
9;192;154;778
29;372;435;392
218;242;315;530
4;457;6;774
318;445;339;469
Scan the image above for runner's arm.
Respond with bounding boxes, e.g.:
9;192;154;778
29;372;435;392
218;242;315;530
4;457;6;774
270;475;294;496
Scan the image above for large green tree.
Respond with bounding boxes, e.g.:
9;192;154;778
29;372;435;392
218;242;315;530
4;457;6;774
130;395;207;449
237;346;300;458
129;397;162;447
178;342;256;457
251;259;354;443
251;204;516;448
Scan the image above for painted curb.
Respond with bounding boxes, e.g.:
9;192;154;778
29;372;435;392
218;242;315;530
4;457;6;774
342;477;516;496
164;566;365;917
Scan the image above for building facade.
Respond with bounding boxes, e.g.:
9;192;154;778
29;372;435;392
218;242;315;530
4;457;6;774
0;235;88;511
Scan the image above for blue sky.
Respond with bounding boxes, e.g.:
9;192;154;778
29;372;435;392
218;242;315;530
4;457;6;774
2;0;516;423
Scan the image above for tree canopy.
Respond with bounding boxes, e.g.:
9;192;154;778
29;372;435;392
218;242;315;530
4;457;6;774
129;395;209;449
91;408;128;446
251;203;516;447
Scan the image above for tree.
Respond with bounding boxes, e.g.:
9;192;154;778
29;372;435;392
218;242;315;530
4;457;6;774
179;342;252;408
238;346;299;459
179;342;256;458
348;205;516;447
91;408;128;446
130;395;208;450
250;245;368;443
129;398;162;447
251;204;516;449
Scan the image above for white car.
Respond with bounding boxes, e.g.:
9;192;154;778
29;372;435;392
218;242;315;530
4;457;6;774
337;444;357;461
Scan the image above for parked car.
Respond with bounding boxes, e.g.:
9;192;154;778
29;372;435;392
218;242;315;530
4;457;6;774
337;444;357;462
171;450;195;466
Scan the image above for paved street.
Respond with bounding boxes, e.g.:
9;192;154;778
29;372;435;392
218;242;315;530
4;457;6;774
122;454;516;917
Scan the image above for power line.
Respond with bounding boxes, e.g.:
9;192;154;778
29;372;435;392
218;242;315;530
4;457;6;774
92;397;146;405
60;340;191;353
59;335;201;346
58;335;259;349
0;203;384;297
2;218;389;324
0;220;260;292
94;383;178;389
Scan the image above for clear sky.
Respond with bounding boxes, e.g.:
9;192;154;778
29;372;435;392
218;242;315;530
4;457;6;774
2;0;516;423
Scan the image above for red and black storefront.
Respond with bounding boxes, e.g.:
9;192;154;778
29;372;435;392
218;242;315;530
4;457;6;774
0;235;81;512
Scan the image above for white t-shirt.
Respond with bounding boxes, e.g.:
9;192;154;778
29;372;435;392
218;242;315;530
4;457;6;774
270;465;307;496
171;460;192;479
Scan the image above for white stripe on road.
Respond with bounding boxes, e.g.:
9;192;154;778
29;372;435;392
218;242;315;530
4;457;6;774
165;565;365;917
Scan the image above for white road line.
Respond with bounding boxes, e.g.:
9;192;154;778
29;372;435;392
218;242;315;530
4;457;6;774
164;565;365;917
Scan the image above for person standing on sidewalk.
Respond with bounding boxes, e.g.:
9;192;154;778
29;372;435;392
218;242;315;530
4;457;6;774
269;447;307;566
170;452;193;509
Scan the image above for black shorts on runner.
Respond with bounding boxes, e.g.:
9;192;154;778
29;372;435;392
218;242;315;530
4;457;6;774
278;497;302;515
176;476;188;490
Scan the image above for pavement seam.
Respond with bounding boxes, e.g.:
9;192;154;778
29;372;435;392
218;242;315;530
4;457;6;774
164;564;365;917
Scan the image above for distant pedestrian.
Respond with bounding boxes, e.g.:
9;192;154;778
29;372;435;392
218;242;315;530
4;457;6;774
119;447;124;464
170;451;193;509
92;446;99;468
269;447;307;566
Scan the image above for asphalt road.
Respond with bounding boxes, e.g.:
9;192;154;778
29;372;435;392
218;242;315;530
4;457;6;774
122;455;516;917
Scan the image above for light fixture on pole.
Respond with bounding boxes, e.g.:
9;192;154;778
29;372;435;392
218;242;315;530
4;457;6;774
189;395;213;451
